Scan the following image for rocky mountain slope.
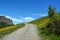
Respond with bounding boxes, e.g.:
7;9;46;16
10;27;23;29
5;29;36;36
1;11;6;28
0;16;13;28
0;16;13;25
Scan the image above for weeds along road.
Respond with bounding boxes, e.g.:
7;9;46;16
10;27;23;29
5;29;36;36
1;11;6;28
0;24;41;40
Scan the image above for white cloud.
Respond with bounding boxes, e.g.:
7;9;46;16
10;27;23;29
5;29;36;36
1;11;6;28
22;17;34;20
32;13;47;16
0;14;34;24
22;17;34;22
32;12;47;16
0;14;23;22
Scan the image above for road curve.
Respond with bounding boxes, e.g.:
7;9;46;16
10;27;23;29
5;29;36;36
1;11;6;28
0;24;41;40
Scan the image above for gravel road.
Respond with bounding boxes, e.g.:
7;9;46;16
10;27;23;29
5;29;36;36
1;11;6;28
0;24;41;40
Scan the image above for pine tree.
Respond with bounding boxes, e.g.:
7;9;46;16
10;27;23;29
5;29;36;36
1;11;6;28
48;5;55;18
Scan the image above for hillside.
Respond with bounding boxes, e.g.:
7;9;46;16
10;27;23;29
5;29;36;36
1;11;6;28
29;12;60;40
30;12;60;26
29;16;50;30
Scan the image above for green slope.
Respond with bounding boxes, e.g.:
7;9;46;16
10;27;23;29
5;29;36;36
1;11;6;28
29;13;60;40
29;16;49;28
29;13;60;28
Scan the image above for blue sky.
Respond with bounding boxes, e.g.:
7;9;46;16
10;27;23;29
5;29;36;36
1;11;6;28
0;0;60;24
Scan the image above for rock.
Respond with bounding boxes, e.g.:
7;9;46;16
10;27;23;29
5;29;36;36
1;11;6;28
0;16;13;26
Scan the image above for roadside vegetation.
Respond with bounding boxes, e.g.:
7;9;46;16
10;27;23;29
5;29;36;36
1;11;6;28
29;5;60;40
0;23;25;38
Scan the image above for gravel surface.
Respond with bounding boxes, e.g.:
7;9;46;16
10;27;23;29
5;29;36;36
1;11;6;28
0;24;41;40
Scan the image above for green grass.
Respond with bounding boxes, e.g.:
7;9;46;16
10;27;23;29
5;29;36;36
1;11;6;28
0;23;25;38
29;13;60;40
29;16;49;28
38;29;60;40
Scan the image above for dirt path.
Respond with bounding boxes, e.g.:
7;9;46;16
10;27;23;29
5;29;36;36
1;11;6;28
0;24;41;40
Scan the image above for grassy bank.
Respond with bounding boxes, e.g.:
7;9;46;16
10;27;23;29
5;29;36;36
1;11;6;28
0;23;25;38
29;13;60;40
